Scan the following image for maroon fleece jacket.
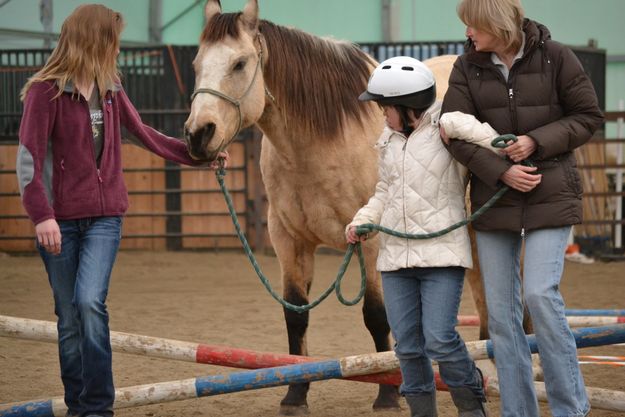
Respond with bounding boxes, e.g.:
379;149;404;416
17;81;198;225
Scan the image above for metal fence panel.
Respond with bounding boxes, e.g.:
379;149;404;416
0;42;611;252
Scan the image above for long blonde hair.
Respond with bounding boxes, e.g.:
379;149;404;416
457;0;524;54
20;4;125;100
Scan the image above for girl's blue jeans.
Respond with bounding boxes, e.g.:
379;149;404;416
38;216;122;417
381;266;483;396
476;226;590;417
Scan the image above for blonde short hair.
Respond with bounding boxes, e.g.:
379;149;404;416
457;0;524;54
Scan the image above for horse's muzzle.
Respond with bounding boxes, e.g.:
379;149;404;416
184;123;218;161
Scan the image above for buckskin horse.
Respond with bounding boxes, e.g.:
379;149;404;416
183;0;490;414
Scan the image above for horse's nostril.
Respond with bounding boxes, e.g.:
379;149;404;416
201;123;217;149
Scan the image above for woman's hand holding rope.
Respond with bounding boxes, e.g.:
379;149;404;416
494;134;542;192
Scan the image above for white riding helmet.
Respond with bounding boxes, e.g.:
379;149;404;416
359;56;436;111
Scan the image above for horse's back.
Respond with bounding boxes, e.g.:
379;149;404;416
424;54;458;100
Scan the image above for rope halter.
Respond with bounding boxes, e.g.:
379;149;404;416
190;33;273;152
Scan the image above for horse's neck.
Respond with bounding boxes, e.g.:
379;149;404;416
256;105;309;157
256;103;384;167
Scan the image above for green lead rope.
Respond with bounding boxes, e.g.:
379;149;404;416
216;134;518;313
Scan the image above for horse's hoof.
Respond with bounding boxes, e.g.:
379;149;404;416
278;405;310;416
372;401;402;412
373;386;402;411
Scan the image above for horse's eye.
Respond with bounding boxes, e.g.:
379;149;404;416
233;60;246;72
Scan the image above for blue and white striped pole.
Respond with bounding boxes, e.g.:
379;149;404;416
566;309;625;316
0;358;355;417
2;324;625;417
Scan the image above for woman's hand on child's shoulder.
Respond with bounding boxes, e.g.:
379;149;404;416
439;126;450;145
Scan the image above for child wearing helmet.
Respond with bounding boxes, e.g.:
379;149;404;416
346;56;487;417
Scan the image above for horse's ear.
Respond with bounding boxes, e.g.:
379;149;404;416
204;0;222;23
241;0;259;32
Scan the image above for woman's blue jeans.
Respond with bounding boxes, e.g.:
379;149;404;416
476;227;590;417
381;266;482;396
38;216;122;417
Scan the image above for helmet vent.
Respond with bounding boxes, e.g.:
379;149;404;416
401;66;414;71
382;65;391;69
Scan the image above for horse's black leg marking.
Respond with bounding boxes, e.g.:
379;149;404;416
363;298;391;352
280;287;310;415
363;295;401;410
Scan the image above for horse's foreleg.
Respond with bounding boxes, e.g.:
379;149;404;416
361;239;401;410
269;218;315;415
281;289;311;416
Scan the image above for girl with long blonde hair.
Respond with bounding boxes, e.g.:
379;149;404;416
17;5;226;416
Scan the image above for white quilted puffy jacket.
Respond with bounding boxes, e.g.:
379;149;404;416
348;101;474;271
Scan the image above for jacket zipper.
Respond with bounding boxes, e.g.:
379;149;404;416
521;201;527;239
59;158;65;201
399;120;432;266
401;136;410;266
507;84;518;140
471;47;535;236
506;73;527;237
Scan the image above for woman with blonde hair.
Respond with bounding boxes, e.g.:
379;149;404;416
441;0;603;416
17;5;226;416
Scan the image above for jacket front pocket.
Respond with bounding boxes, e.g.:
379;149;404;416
562;154;583;197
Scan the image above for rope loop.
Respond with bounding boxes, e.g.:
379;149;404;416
491;133;518;149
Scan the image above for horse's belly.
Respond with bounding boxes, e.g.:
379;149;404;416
259;136;378;247
267;179;353;246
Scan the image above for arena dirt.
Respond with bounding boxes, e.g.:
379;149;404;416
1;251;623;416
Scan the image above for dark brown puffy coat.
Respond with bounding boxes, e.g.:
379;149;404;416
441;19;604;233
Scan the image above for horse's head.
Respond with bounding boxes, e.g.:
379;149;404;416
184;0;267;161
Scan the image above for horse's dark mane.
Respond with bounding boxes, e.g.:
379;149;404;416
199;13;377;139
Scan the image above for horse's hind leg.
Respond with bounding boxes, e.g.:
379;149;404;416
270;219;315;415
361;239;401;410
